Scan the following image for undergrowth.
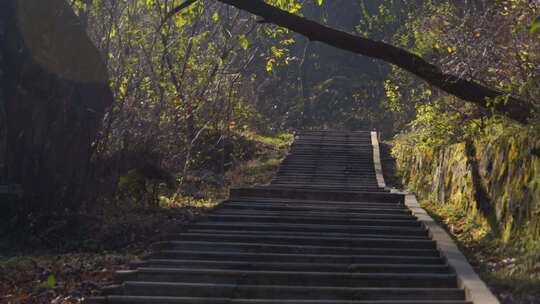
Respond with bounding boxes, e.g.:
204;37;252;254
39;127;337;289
0;131;292;304
421;200;540;303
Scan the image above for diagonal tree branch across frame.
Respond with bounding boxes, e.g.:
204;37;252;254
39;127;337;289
168;0;534;124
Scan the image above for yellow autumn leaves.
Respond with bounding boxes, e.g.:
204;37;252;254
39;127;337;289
432;32;481;53
433;42;457;53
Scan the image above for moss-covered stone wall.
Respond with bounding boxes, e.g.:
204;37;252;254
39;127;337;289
393;129;540;246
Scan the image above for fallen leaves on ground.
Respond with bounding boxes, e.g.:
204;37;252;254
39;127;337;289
1;205;206;304
1;253;138;304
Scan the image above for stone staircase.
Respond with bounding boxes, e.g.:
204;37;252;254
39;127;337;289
89;130;488;304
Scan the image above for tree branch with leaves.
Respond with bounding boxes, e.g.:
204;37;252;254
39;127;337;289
168;0;534;124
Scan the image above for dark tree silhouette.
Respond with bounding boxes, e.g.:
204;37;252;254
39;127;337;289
0;0;113;217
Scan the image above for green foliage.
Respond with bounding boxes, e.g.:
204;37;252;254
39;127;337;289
242;131;293;149
408;101;462;147
270;0;302;13
46;274;56;289
531;16;540;33
239;34;249;50
75;0;287;200
117;169;147;205
356;0;412;39
384;0;540;135
159;194;218;208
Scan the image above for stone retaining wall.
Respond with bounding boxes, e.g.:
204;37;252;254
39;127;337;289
393;129;540;246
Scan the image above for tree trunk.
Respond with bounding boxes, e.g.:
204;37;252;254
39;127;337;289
464;139;499;235
0;3;7;184
216;0;533;124
0;0;113;217
298;39;311;128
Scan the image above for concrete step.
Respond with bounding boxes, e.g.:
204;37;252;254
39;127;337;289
190;222;425;236
278;165;374;168
268;185;385;192
283;152;373;156
225;202;406;211
227;197;405;206
284;156;372;159
291;142;373;145
132;259;451;273
230;188;404;203
280;163;373;165
270;181;380;186
191;221;422;232
276;168;376;173
277;167;375;170
227;197;404;206
289;150;373;153
290;146;373;149
270;179;379;184
115;268;458;288
283;155;373;157
220;203;409;214
275;173;376;176
273;175;377;179
293;137;372;140
267;185;384;191
273;177;377;182
293;142;372;145
285;152;372;155
270;180;379;185
169;233;434;248
222;202;410;213
214;208;413;219
186;228;427;239
273;177;376;181
90;295;472;304
103;282;466;300
294;136;372;139
293;136;371;139
269;182;381;186
272;181;378;185
279;164;374;168
90;295;473;304
153;241;439;256
289;150;372;152
148;250;446;264
203;214;421;227
292;138;371;141
214;205;410;219
272;176;378;181
280;161;374;164
184;229;427;239
282;160;373;163
289;150;373;152
292;144;361;147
